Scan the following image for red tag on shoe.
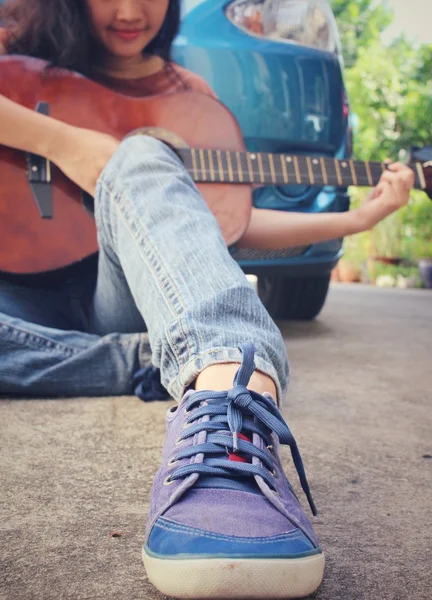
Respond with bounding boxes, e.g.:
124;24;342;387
229;433;251;463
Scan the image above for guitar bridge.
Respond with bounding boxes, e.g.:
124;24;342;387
26;101;53;219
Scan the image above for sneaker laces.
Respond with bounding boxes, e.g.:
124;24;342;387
169;343;317;515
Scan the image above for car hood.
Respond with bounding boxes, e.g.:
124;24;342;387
173;0;346;155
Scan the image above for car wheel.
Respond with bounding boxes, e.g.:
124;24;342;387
258;274;331;321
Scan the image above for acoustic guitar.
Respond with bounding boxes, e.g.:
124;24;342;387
1;56;431;275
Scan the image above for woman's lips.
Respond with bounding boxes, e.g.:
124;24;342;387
111;29;142;41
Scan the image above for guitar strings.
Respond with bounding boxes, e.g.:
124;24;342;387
180;151;421;186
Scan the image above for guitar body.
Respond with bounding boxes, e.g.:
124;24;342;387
2;56;431;275
0;56;251;274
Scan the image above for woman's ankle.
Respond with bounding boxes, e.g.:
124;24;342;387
195;363;277;401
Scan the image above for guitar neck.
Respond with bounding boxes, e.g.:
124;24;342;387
178;148;426;191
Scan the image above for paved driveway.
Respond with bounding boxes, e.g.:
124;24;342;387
1;284;431;600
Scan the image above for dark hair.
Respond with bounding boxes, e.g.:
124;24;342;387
0;0;180;76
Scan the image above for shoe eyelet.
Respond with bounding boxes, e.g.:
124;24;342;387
163;475;175;486
167;456;179;467
272;469;279;479
184;408;191;416
175;436;184;446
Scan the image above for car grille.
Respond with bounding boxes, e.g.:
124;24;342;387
232;246;308;261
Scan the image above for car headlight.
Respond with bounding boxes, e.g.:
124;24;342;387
225;0;340;54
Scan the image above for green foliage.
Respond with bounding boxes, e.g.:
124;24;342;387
331;0;432;160
331;0;432;266
395;44;432;152
344;189;432;266
343;187;403;261
342;188;372;264
373;262;419;279
401;193;432;258
373;211;404;258
332;0;393;67
345;38;432;160
372;262;423;288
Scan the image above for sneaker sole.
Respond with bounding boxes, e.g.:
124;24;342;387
142;548;325;599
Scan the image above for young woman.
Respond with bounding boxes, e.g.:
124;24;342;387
0;1;414;599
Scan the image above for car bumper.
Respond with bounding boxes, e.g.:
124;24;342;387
235;241;343;278
233;187;348;278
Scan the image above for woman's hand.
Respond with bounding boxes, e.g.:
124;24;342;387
367;162;414;210
356;162;415;231
0;33;118;192
48;126;121;196
0;86;119;195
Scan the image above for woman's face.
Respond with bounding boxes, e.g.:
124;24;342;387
86;0;170;59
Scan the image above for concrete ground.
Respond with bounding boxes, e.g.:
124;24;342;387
0;284;431;600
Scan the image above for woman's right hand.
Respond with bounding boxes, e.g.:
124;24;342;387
49;126;121;197
0;33;119;194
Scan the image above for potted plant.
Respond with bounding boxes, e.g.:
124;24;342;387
415;240;432;289
371;211;404;266
402;194;432;289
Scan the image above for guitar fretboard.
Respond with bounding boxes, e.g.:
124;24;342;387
178;148;425;191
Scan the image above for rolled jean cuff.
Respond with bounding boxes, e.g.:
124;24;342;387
163;347;287;406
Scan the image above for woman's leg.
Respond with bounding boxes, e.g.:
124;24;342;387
92;135;289;403
91;137;323;599
1;137;321;597
0;278;151;397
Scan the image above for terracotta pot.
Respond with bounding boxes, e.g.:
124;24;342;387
372;256;402;266
331;265;341;282
338;259;361;283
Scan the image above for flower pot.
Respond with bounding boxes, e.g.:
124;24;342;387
419;259;432;289
331;265;341;282
372;256;402;266
338;259;361;283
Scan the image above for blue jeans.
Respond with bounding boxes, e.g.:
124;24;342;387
0;136;288;402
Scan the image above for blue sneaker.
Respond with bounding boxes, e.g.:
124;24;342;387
143;343;324;599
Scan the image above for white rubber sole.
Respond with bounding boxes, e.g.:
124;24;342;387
142;548;325;599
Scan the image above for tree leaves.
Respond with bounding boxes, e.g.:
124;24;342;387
331;0;432;161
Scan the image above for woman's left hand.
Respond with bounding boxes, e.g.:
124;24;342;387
359;162;415;230
366;162;414;209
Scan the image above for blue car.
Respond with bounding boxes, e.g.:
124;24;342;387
173;0;352;319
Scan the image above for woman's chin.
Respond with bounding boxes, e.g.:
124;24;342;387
102;35;150;60
108;45;145;59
